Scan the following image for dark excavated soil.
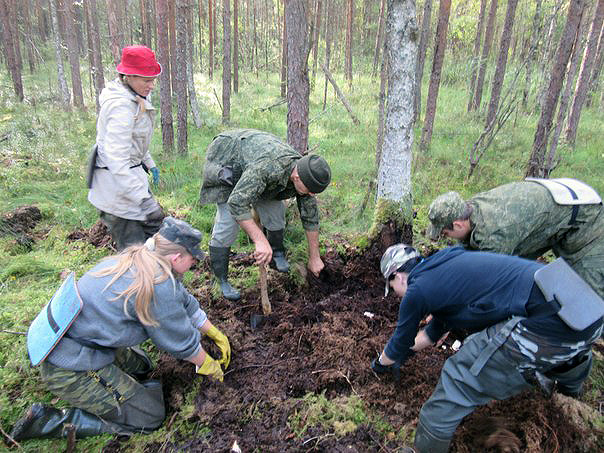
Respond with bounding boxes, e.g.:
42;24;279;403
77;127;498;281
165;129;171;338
62;222;602;452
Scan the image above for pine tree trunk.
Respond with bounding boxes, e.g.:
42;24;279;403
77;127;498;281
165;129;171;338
186;5;202;128
223;0;232;123
285;0;310;154
22;0;36;73
280;1;287;98
565;0;604;146
467;0;486;113
64;0;84;108
526;0;585;177
372;0;386;77
155;0;174;154
233;0;239;92
36;0;49;41
375;0;417;238
419;0;451;152
9;0;21;72
414;0;433;123
485;0;518;128
522;0;543;110
87;0;105;112
168;1;177;93
322;0;332;110
209;0;214;79
0;0;23;100
175;0;188;155
311;0;321;85
472;0;498;112
345;0;353;88
106;0;123;65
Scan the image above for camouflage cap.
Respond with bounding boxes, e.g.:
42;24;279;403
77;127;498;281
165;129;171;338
427;191;466;240
380;244;420;296
158;217;205;260
297;155;331;194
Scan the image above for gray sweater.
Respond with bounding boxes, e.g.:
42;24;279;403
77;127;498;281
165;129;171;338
47;259;205;371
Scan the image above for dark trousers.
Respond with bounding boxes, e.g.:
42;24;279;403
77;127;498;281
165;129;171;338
100;212;162;251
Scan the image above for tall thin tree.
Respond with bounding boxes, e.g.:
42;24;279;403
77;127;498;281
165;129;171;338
414;0;433;123
0;0;24;100
106;0;123;65
471;0;498;112
467;0;486;112
64;0;85;108
223;0;232;123
155;0;174;153
175;0;188;155
234;0;239;92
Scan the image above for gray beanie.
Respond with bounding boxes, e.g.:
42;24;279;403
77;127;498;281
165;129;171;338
296;155;331;194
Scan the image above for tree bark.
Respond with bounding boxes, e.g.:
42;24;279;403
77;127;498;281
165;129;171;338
526;0;585;178
322;0;332;110
49;0;70;108
86;0;105;112
36;0;49;41
155;0;174;153
376;48;388;165
375;0;417;237
106;0;123;65
186;3;202;128
311;0;321;85
419;0;451;151
0;0;23;100
467;0;486;112
485;0;518;128
345;0;353;88
372;0;386;77
286;0;310;154
472;0;498;112
414;0;433;123
280;0;287;98
586;25;604;107
175;0;188;155
522;0;543;110
64;0;85;108
208;0;214;79
233;0;239;92
565;0;604;146
22;0;36;73
168;1;177;93
223;0;232;123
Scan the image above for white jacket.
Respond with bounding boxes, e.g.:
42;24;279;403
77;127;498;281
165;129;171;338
88;79;158;220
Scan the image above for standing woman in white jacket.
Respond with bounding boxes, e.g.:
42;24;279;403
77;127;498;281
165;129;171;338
88;46;164;250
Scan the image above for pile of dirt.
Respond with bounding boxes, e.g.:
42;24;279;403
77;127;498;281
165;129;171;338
0;205;42;249
127;237;601;452
66;220;114;249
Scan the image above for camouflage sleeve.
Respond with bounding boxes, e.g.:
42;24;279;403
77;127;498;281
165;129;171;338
470;228;518;255
226;165;272;221
296;195;320;231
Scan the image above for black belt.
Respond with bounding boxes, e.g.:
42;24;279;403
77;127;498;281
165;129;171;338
95;162;147;172
550;180;580;225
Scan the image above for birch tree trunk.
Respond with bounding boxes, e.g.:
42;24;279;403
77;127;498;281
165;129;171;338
374;0;417;242
485;0;518;128
526;0;585;177
472;0;498;112
419;0;451;152
155;0;174;153
223;0;232;123
285;0;310;154
414;0;433;123
565;0;604;146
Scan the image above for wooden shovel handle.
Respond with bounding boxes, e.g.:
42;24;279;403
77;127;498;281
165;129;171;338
259;263;271;315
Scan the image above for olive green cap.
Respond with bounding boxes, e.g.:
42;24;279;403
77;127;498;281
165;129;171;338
427;191;466;240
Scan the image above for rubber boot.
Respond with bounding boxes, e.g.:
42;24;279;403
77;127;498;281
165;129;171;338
209;246;240;301
414;420;452;453
10;403;115;441
266;229;289;273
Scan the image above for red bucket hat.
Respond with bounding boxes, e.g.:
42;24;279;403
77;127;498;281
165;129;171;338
116;46;162;77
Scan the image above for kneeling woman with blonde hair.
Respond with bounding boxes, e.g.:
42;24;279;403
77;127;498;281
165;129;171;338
11;217;230;441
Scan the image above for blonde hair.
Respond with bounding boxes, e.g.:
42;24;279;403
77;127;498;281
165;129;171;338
93;233;190;327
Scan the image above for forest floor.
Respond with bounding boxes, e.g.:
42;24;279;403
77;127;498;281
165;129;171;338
7;209;604;452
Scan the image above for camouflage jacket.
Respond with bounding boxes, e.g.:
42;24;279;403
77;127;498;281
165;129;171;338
465;181;604;264
199;129;320;230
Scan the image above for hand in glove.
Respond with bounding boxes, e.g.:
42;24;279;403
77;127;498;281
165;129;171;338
206;325;231;368
371;357;401;382
150;167;160;186
196;354;224;382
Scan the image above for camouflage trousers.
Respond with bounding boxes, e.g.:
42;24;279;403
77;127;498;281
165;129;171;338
40;347;165;433
100;211;162;251
418;316;602;440
209;201;286;248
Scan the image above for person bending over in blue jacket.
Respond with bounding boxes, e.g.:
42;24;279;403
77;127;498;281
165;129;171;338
372;244;603;453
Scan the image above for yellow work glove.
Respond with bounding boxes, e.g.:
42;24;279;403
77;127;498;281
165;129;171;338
196;354;224;382
205;325;231;369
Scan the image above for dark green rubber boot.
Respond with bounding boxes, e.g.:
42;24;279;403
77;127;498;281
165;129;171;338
266;229;290;273
209;246;241;300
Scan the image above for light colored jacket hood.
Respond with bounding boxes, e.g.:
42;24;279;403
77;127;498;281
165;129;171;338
88;78;157;220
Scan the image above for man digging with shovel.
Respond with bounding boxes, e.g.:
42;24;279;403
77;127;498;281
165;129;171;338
199;129;331;301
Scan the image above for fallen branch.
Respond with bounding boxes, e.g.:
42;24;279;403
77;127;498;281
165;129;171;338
0;329;26;335
258;98;286;111
321;64;360;125
0;424;21;449
212;88;223;115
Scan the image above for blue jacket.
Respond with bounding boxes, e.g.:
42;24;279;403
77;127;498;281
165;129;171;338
384;247;543;365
